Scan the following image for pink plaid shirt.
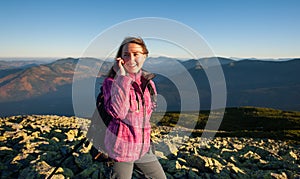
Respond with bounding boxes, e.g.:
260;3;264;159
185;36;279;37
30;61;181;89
103;70;156;162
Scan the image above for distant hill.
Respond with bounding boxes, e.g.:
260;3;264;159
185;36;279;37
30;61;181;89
0;60;49;70
224;59;300;110
0;58;111;102
0;57;300;117
153;58;300;112
0;60;51;78
0;58;113;116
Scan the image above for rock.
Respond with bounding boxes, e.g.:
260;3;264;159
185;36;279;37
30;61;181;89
166;160;181;173
1;115;300;178
260;162;283;170
199;141;211;150
288;150;298;160
173;170;186;178
51;131;66;141
39;125;51;133
201;156;224;174
227;162;245;174
11;123;23;130
61;167;74;178
155;150;168;159
165;140;179;156
240;151;261;163
188;169;199;178
270;172;288;179
221;148;238;154
0;136;6;142
229;156;238;163
74;164;99;178
91;170;100;179
74;153;93;170
177;157;187;165
41;151;62;164
51;136;60;142
65;129;78;142
39;141;59;151
31;131;40;138
232;143;244;150
62;157;81;174
165;172;174;179
186;154;204;170
19;161;53;178
0;146;13;154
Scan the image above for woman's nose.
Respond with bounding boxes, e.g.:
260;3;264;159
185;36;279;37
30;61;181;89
127;54;135;61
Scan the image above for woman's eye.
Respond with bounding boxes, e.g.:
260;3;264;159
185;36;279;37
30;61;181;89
135;53;142;57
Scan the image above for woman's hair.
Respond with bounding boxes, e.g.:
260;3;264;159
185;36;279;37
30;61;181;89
107;37;149;77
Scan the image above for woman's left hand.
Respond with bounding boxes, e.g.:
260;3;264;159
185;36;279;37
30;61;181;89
113;58;126;76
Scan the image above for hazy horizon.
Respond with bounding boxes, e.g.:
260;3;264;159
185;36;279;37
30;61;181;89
0;56;298;62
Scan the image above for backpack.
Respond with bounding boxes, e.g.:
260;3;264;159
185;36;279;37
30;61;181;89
95;86;112;127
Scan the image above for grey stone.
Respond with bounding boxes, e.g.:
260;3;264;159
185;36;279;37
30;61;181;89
187;170;199;179
74;153;93;170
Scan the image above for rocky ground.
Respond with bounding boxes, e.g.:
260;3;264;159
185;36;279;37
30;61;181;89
0;115;299;179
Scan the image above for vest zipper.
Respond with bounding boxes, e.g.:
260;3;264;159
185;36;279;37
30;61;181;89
137;80;150;159
134;90;140;112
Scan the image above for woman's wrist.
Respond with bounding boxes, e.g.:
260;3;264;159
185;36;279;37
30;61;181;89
116;70;127;76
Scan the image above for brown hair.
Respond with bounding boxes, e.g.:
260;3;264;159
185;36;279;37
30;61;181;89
107;37;149;77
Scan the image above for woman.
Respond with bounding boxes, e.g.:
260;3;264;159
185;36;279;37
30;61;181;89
102;37;166;179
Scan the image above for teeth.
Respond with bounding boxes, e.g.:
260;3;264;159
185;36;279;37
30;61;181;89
127;64;137;67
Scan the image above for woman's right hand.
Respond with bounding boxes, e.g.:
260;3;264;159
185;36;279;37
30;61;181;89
113;58;126;76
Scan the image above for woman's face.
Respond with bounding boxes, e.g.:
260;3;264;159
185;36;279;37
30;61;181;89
121;43;146;74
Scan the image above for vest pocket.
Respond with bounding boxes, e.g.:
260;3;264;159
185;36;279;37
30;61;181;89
129;98;138;112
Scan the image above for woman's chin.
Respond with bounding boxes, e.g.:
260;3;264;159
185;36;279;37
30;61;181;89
126;67;140;74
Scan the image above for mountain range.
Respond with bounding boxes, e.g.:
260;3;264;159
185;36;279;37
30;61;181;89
0;57;299;117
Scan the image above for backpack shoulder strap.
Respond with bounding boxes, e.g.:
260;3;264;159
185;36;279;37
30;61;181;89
146;82;155;96
146;82;157;104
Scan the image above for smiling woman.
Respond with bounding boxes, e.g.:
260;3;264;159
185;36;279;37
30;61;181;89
99;36;166;179
120;43;145;74
113;37;148;75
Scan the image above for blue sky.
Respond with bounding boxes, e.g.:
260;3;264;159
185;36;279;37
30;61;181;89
0;0;299;59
